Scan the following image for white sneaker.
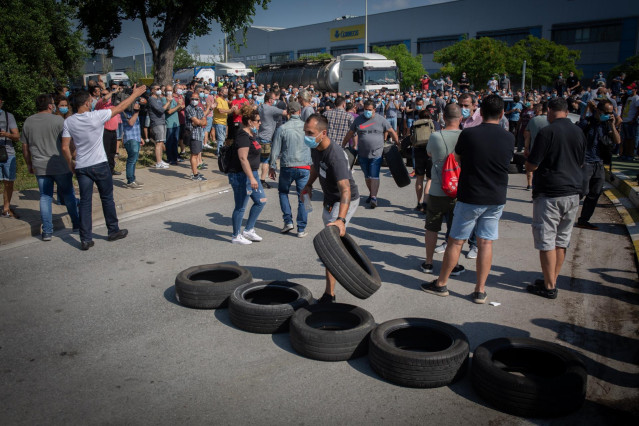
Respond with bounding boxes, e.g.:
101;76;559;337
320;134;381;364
161;161;169;166
466;245;478;259
155;163;169;169
231;234;252;245
297;231;308;238
435;242;447;254
242;229;263;242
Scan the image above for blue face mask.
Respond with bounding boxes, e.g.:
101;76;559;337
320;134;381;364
525;102;531;107
444;96;448;100
363;110;373;119
65;91;70;97
461;108;471;118
247;94;253;99
416;105;423;111
304;135;320;149
250;126;258;133
628;90;634;96
238;93;244;99
599;114;610;121
52;105;56;113
91;99;97;111
59;107;68;114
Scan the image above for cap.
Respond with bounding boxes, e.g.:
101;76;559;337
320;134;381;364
287;100;301;113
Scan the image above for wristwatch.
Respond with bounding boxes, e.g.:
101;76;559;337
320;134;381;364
336;217;346;224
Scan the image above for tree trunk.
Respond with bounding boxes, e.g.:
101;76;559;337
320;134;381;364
154;43;177;85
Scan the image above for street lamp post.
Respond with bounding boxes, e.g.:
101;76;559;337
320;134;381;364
130;37;147;77
364;0;368;54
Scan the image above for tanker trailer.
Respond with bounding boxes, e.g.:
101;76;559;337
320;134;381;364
256;53;400;93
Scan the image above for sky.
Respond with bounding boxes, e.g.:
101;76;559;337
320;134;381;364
109;0;452;58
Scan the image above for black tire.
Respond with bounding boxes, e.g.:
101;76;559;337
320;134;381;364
383;144;411;188
174;264;252;309
313;226;381;299
471;337;587;417
368;318;470;388
228;281;312;334
290;303;375;361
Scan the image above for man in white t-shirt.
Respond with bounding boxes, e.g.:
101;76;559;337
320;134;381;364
62;85;147;250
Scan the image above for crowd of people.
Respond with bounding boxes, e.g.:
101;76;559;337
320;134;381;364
0;68;637;304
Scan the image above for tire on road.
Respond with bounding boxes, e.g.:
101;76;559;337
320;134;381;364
369;318;470;388
229;281;313;334
313;226;381;299
174;264;253;309
383;144;411;188
471;337;587;417
290;303;375;361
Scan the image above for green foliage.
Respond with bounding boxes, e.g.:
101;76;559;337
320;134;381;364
298;53;334;61
609;54;639;83
432;36;581;91
174;48;195;69
0;0;86;124
372;44;425;89
433;37;508;90
507;36;581;89
68;0;271;84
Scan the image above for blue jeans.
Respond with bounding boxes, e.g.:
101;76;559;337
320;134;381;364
228;170;266;237
123;139;140;184
450;202;504;241
36;172;79;234
407;118;415;129
386;117;397;131
278;167;310;231
166;126;180;163
358;156;383;179
75;161;120;242
214;124;227;155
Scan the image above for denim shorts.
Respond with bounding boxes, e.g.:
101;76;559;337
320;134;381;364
0;155;17;181
205;116;213;133
358;156;382;179
449;201;504;241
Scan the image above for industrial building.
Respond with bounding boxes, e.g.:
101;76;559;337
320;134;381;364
230;0;638;77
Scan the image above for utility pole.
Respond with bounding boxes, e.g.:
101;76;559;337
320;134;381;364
521;60;527;93
224;33;228;62
130;37;147;77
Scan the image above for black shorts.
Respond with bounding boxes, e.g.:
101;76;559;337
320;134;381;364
413;146;431;178
189;137;203;155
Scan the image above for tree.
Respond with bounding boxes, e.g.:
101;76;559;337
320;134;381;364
608;54;639;84
69;0;270;85
298;53;333;61
0;0;86;124
507;35;581;90
372;44;425;90
433;37;508;90
174;48;195;69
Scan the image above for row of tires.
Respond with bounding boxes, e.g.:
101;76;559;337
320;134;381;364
174;268;586;418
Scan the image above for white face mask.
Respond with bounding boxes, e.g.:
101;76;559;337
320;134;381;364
165;91;173;97
191;100;199;106
177;89;183;95
155;90;162;96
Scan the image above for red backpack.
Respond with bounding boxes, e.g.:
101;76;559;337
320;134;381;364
439;132;460;198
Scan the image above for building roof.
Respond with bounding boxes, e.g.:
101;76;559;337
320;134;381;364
251;26;284;32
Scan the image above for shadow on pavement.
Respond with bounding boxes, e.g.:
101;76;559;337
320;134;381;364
242;265;325;283
163;285;180;306
349;216;424;236
589;267;638;288
271;333;296;356
164;220;228;243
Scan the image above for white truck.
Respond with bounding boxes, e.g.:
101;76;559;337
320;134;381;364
215;62;253;82
256;53;401;93
173;66;216;84
106;72;130;86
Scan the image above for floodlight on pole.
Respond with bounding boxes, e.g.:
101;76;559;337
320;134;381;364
130;37;147;77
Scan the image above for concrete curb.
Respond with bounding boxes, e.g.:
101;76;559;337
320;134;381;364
607;167;639;207
604;184;639;268
0;178;231;246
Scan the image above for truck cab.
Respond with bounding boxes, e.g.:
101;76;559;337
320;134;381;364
339;53;400;93
106;72;131;87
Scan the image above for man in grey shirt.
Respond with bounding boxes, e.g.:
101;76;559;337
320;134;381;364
0;94;20;218
258;91;287;187
21;94;80;240
148;84;171;169
342;100;398;208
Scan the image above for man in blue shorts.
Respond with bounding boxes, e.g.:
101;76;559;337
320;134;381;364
342;100;398;208
421;95;514;304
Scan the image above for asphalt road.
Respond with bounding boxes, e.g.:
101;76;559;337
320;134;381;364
1;169;637;425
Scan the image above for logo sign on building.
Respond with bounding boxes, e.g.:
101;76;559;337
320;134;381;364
330;25;365;42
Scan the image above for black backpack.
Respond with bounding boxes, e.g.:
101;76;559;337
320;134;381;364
218;142;236;174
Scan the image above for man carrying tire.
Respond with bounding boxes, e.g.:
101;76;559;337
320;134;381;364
341;100;398;209
302;113;360;303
